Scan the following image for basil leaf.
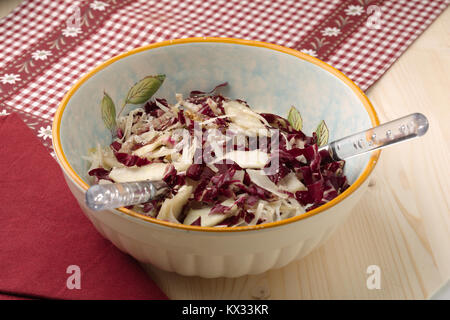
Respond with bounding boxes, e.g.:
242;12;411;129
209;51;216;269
125;74;165;105
101;91;116;131
315;120;329;147
287;106;303;131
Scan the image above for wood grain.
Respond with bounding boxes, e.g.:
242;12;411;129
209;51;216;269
1;1;448;300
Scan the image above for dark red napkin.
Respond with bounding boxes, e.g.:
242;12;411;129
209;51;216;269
0;113;168;300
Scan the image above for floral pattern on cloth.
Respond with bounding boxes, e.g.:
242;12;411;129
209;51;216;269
31;50;52;61
0;0;134;99
0;73;21;84
37;125;52;141
296;0;384;60
0;0;135;153
90;1;109;11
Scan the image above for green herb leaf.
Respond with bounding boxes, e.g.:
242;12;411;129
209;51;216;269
125;74;165;105
315;120;329;147
101;91;116;131
287;106;303;131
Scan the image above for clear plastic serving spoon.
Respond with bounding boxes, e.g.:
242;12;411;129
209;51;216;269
86;180;169;211
318;112;429;161
85;113;429;211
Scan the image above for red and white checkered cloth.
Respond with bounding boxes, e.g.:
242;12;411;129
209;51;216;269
0;0;448;152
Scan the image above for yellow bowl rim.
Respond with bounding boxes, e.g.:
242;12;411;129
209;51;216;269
52;37;380;233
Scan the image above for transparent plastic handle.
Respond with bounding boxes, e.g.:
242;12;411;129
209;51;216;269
323;113;429;161
85;180;168;211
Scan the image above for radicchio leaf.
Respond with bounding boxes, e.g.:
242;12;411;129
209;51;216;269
186;164;203;180
190;82;228;98
163;164;186;189
116;128;124;139
110;141;122;152
244;212;255;224
260;113;294;132
191;217;201;226
209;204;231;215
114;152;150;167
88;167;110;179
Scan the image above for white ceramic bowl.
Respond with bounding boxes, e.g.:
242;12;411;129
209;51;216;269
52;38;380;278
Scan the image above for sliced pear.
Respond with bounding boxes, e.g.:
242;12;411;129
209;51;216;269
173;161;191;172
214;150;269;169
278;172;307;193
246;169;288;199
227;122;269;137
183;199;236;227
102;148;124;169
223;100;267;130
157;185;193;222
134;131;160;145
132;133;170;157
109;162;169;183
172;138;195;172
145;146;175;159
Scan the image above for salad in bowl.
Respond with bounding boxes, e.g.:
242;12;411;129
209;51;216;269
86;78;349;228
53;38;380;277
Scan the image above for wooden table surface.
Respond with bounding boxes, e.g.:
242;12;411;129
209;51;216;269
2;1;449;300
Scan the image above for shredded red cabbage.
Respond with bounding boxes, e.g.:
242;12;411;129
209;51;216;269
89;83;350;227
190;82;228;98
114;152;151;167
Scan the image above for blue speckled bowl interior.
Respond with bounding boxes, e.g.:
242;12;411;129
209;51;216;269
60;41;373;185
